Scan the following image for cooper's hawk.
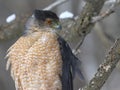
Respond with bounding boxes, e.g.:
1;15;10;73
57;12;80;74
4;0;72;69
6;10;84;90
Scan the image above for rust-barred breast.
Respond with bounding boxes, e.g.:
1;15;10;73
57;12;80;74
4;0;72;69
6;32;43;89
7;31;62;90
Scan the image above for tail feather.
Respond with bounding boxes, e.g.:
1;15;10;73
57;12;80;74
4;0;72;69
57;36;84;90
71;56;84;80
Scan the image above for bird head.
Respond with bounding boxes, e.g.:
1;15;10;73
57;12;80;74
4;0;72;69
34;9;62;30
25;10;62;34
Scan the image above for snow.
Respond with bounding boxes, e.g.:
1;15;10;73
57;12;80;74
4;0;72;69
6;14;16;23
59;11;74;19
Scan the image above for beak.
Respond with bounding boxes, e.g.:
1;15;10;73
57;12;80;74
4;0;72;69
54;22;62;30
55;24;62;30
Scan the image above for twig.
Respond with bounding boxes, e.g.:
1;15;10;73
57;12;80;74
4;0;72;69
65;0;105;55
105;0;119;5
0;14;30;40
0;0;68;40
43;0;67;10
73;0;120;55
92;0;120;23
80;38;120;90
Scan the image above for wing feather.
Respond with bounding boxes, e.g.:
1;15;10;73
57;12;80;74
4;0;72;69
57;36;84;90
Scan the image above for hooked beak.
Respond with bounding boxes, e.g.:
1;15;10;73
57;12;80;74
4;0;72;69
51;21;62;30
54;24;62;30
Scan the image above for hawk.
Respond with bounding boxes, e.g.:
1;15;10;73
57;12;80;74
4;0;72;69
6;10;84;90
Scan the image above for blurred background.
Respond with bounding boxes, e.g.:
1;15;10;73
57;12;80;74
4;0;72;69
0;0;120;90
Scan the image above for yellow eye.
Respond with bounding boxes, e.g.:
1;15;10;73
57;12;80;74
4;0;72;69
45;18;52;25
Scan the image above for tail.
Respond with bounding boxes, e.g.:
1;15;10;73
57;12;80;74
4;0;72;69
57;36;84;90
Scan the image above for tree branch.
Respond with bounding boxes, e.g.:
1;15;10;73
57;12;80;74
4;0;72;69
62;0;105;54
0;0;67;40
92;0;120;23
43;0;67;10
0;14;30;40
67;0;120;55
79;38;120;90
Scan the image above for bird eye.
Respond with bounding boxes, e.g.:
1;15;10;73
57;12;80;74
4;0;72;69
45;18;52;25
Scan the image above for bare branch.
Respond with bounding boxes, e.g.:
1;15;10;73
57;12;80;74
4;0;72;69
63;0;106;54
43;0;67;10
0;0;68;40
71;0;120;54
0;14;30;40
92;0;120;23
79;38;120;90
